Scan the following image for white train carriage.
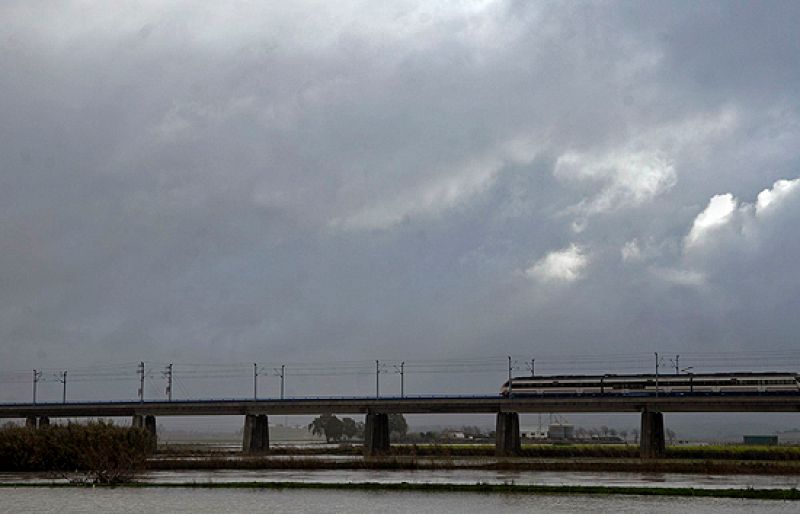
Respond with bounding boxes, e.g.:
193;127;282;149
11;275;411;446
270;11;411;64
501;372;800;396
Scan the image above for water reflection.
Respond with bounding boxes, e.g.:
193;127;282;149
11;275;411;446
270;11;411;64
2;487;799;514
2;468;799;490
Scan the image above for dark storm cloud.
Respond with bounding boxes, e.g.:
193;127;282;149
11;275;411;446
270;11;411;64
1;1;799;400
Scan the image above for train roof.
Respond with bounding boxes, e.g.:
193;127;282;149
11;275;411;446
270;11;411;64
507;371;798;381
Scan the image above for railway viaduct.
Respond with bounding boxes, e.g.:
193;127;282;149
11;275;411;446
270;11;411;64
3;394;800;458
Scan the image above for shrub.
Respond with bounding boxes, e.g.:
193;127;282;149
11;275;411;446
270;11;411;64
0;421;153;483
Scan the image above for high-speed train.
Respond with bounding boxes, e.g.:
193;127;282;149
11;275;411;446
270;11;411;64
501;372;800;397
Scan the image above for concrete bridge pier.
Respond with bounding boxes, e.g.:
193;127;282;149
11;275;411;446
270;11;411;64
242;414;269;453
640;410;666;459
495;412;521;456
143;415;157;451
132;414;144;428
364;412;390;456
24;416;51;429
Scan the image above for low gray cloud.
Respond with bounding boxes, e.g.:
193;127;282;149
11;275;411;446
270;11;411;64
1;1;799;401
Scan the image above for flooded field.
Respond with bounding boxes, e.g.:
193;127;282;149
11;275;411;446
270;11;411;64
3;487;799;513
3;467;800;490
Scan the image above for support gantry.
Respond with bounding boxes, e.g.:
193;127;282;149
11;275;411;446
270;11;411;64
242;414;269;453
640;410;666;459
495;412;521;456
364;412;390;456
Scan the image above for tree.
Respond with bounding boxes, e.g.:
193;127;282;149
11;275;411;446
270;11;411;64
308;414;344;443
388;413;408;436
666;428;677;445
462;425;483;437
341;417;364;440
421;431;438;441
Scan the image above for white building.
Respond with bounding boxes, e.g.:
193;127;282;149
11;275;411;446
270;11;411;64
520;427;548;439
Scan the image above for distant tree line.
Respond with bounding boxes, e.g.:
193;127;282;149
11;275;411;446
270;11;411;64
305;418;679;446
308;413;408;443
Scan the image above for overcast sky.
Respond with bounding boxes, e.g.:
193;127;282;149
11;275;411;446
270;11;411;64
2;1;800;402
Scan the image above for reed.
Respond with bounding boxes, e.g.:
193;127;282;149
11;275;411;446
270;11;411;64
0;421;153;483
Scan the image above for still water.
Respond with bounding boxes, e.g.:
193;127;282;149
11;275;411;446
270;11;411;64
2;487;798;513
3;468;800;489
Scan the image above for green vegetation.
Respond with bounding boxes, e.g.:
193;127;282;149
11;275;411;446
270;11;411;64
387;413;408;436
669;444;800;461
149;441;800;475
307;414;364;443
149;454;800;475
307;413;408;443
1;481;799;500
384;443;800;461
0;421;153;483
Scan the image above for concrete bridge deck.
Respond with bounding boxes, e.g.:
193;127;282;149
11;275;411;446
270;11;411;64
4;393;799;459
2;393;800;418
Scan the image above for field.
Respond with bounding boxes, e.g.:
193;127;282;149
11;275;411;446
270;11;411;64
148;442;800;474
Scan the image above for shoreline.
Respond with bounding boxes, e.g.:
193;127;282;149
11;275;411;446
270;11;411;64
1;480;799;500
147;455;800;475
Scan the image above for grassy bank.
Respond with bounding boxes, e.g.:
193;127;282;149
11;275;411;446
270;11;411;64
148;441;800;475
2;480;799;500
156;442;800;463
148;455;800;474
381;443;800;461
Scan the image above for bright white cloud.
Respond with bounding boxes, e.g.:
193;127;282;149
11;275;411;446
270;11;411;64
756;178;800;214
685;178;800;252
685;193;738;248
556;150;677;216
526;244;588;283
556;109;739;223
